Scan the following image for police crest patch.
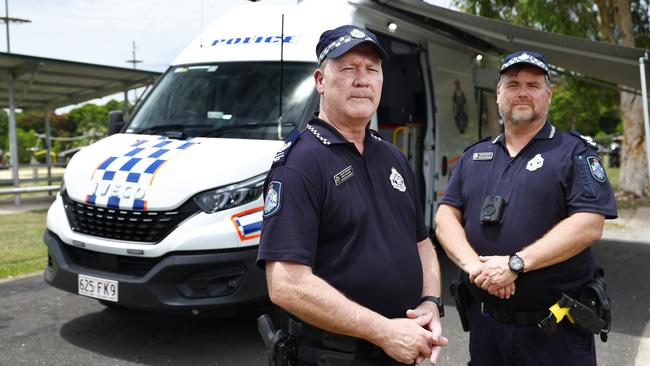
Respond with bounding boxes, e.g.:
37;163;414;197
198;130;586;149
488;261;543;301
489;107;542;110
526;153;544;172
389;167;406;192
587;156;607;183
263;181;282;218
350;28;366;39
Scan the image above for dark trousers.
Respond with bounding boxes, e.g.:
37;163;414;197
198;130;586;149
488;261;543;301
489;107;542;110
301;361;409;366
466;301;596;366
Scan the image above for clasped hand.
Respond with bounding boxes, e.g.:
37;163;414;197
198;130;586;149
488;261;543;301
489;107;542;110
383;302;448;365
469;255;517;299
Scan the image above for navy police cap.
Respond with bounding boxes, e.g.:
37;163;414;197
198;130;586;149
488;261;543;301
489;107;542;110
316;25;388;66
500;51;549;75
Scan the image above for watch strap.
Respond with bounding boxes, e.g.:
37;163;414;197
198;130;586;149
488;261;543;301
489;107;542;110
420;296;444;317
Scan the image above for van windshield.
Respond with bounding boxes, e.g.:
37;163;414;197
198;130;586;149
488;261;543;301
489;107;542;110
127;62;318;140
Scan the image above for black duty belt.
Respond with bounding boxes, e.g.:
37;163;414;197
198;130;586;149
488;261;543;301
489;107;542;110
288;318;389;360
480;302;548;327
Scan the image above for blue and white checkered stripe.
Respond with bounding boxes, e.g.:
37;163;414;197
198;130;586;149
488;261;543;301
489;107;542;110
87;137;197;210
318;34;374;65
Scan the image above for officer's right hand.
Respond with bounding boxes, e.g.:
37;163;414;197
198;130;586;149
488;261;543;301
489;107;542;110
377;318;434;364
490;282;516;299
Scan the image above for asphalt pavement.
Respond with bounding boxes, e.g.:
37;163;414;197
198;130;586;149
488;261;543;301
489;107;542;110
0;197;649;365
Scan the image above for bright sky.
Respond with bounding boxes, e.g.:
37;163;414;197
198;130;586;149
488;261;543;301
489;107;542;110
8;0;452;110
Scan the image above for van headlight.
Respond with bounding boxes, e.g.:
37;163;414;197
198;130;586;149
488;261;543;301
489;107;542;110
193;172;266;213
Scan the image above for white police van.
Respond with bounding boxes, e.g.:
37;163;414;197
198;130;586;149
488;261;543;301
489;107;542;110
44;0;500;314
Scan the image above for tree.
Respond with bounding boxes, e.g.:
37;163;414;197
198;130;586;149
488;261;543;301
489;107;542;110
8;128;38;163
16;110;46;134
551;78;620;136
66;103;110;135
454;0;650;197
596;0;649;197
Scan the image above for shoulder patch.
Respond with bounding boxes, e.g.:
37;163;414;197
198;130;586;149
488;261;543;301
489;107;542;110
263;181;282;218
271;129;301;167
463;136;492;152
570;130;599;150
586;156;607;183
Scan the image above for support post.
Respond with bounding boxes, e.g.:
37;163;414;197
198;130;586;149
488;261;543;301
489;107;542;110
123;90;129;120
4;0;10;52
640;54;650;192
44;109;53;193
7;70;19;206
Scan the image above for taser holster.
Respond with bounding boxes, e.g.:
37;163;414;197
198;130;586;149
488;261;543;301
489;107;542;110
579;268;612;342
538;268;612;342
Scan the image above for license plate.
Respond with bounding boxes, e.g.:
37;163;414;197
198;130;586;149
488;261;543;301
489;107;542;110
78;274;119;302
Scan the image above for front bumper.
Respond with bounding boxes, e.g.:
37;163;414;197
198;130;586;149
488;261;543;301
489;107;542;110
43;229;268;314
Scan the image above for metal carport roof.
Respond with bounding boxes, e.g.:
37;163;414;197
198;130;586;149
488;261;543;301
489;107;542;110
1;53;162;206
371;0;647;91
0;52;161;110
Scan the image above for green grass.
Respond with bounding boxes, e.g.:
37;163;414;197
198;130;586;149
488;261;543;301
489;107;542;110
608;166;620;191
0;209;48;279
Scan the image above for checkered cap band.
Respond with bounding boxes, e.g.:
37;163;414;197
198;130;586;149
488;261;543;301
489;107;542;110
318;34;374;65
500;52;549;73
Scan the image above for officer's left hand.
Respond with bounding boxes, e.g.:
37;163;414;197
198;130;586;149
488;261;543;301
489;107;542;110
471;255;517;294
406;302;448;365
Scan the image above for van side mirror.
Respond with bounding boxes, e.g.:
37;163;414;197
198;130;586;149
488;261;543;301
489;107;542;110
108;110;125;135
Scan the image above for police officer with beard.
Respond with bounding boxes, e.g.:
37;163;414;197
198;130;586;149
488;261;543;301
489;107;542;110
436;51;617;365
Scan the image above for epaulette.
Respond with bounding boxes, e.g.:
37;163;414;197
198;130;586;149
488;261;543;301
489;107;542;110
463;136;492;152
368;129;385;142
569;130;599;150
271;129;301;167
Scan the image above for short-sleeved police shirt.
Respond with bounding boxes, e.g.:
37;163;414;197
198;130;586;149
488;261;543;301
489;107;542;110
441;122;617;310
257;117;429;318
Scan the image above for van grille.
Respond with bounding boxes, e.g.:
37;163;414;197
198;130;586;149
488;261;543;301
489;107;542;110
61;191;200;243
62;244;159;277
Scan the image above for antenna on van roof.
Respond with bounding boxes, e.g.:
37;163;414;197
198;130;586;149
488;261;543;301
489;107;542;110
199;1;204;47
277;13;285;140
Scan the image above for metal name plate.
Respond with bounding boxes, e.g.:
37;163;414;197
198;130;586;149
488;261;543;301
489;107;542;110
333;165;354;186
473;152;494;161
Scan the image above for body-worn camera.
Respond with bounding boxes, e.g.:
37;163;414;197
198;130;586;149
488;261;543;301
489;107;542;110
480;195;506;225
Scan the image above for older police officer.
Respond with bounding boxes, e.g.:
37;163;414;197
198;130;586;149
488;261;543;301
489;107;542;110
257;25;448;365
436;51;617;365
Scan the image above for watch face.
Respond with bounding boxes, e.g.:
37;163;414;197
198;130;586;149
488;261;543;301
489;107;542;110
509;255;524;272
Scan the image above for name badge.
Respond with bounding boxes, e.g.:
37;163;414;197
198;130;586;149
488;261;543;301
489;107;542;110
473;152;493;161
333;165;353;186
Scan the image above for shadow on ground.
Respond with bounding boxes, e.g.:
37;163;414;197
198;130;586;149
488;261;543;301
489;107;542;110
59;305;267;365
592;240;650;338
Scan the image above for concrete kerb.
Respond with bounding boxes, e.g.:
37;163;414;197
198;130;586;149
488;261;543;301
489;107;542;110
0;271;41;284
0;195;56;215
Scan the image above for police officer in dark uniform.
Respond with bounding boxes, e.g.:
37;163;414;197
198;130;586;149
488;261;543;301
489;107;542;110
435;51;617;365
257;25;448;365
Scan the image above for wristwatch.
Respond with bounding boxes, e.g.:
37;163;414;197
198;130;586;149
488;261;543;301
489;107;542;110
508;254;525;274
421;296;444;317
